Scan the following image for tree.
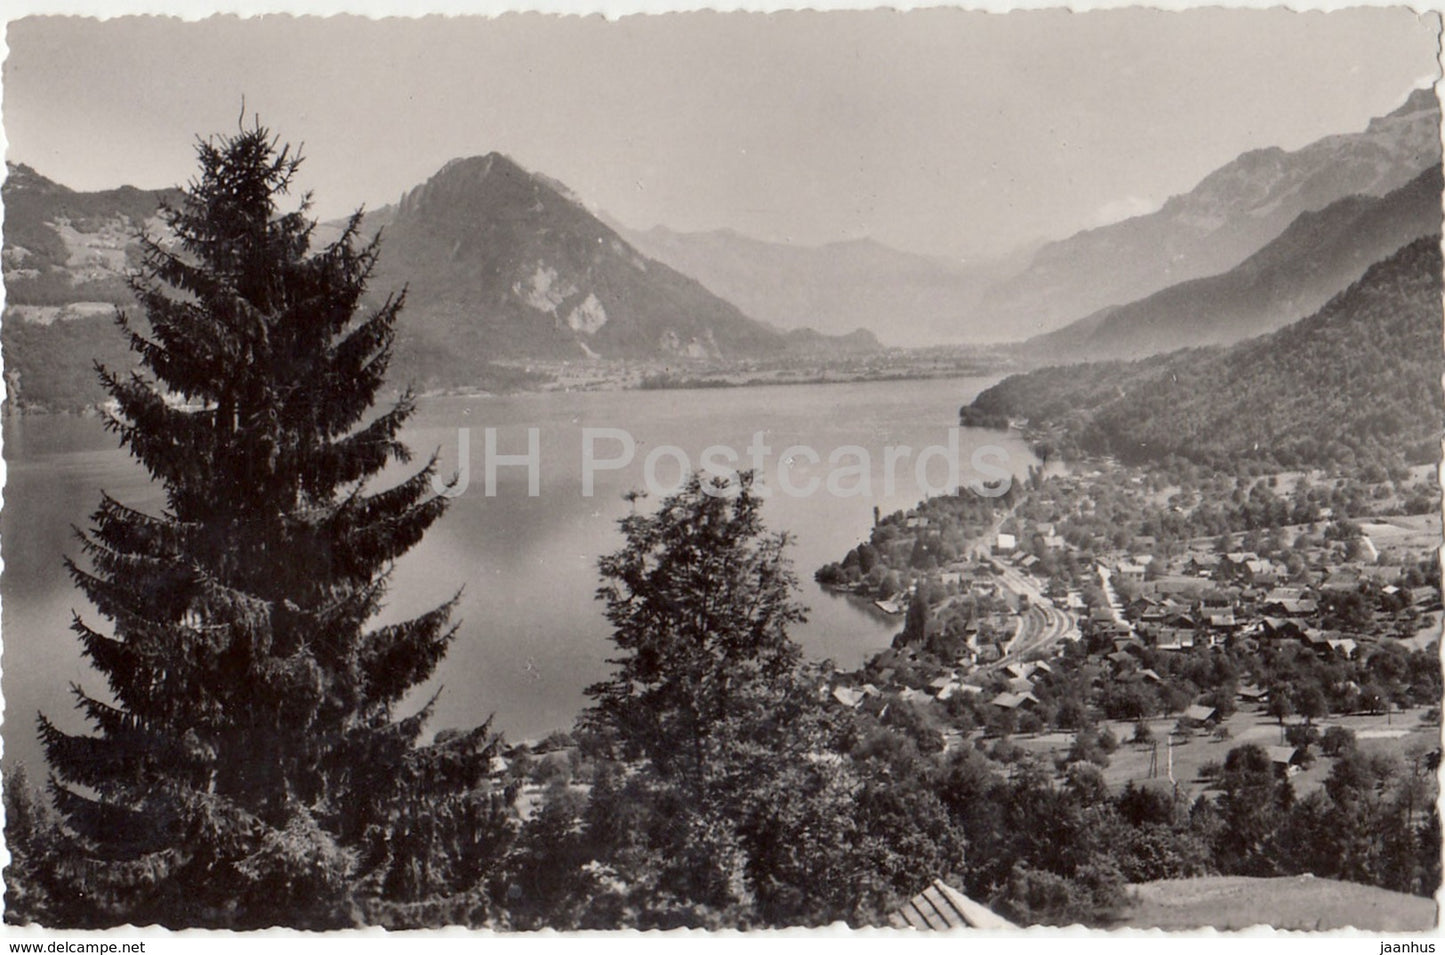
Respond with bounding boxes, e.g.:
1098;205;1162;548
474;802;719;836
37;124;504;928
580;471;807;916
899;588;932;646
1320;726;1357;758
579;473;963;925
585;471;806;788
1292;684;1329;725
1215;744;1294;875
3;767;69;926
1267;691;1295;728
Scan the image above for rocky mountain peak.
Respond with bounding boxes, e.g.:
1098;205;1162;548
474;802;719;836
4;161;68;197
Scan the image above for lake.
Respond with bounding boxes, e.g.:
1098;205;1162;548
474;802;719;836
1;375;1035;770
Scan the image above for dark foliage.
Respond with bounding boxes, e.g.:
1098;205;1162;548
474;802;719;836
29;124;507;928
963;237;1445;471
520;473;968;927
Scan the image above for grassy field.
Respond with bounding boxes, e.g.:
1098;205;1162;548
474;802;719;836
1008;704;1439;802
1360;513;1443;557
1119;875;1438;931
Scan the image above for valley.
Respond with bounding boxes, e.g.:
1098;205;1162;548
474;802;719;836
2;32;1440;931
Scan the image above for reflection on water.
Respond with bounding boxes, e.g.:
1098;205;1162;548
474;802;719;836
2;376;1034;770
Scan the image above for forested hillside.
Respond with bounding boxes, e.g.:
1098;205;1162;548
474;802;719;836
1028;165;1443;361
963;237;1444;471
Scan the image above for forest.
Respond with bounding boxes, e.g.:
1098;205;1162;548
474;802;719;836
961;236;1445;474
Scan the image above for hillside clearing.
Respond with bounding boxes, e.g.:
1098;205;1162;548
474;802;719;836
1120;875;1438;931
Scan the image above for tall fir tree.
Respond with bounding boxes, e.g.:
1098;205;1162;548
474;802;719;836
898;588;930;647
37;123;507;928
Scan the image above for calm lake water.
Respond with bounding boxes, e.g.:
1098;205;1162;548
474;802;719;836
2;376;1034;770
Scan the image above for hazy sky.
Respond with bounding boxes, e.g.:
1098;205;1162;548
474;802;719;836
3;10;1439;260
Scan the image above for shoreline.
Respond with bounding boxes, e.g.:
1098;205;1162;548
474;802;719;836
3;363;1019;417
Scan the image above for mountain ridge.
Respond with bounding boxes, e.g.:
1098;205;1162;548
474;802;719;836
963;234;1445;471
617;222;1029;346
1027;163;1444;360
368;151;797;369
1;154;880;409
975;87;1441;340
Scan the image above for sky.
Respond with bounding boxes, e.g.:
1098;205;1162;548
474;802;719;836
2;9;1440;261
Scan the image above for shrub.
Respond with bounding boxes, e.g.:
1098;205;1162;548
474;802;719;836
1320;726;1357;758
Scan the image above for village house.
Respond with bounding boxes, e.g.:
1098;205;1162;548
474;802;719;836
1004;662;1036;680
1326;637;1359;659
1238;684;1268;705
1154;628;1196;651
1264;586;1306;603
891;878;1017;930
1216;552;1278;585
1266;745;1304;776
1261;617;1307;640
1116;559;1148;583
1262;596;1318;617
1181;703;1218;727
1005;675;1036;695
1186;553;1221;577
1205;609;1239;632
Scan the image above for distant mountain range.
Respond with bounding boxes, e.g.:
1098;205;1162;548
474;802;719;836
962;234;1445;471
1;163;181;309
979;87;1441;342
1026;163;1444;360
3;88;1439;411
1;155;878;410
615;225;1028;347
361;153;866;373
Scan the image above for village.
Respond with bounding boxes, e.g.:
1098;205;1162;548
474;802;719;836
813;456;1443;802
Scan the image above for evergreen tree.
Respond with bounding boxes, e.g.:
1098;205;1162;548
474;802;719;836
898;587;931;647
37;123;506;928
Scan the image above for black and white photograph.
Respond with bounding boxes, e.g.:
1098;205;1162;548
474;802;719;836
0;5;1442;937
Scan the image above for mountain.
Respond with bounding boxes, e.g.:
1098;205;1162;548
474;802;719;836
1;164;184;411
962;235;1444;471
364;153;812;378
779;326;882;355
977;87;1441;340
2;162;180;309
617;225;1026;346
2;156;879;411
1027;164;1444;360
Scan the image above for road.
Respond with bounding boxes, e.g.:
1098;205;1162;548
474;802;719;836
1096;564;1128;624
